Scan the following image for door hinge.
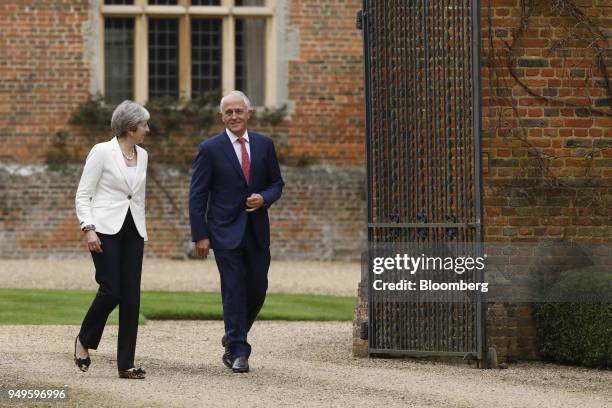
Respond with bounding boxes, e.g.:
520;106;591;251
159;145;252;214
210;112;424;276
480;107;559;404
356;9;364;30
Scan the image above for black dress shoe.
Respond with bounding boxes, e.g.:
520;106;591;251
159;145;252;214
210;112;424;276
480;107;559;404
118;367;146;379
232;356;249;373
222;351;234;369
73;336;91;372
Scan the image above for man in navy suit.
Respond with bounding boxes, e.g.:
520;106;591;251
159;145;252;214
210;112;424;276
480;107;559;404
189;90;284;373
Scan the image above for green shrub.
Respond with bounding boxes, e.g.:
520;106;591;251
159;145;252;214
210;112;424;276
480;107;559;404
45;130;75;170
532;266;612;368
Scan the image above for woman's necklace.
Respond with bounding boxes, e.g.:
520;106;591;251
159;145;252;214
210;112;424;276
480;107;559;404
122;146;136;161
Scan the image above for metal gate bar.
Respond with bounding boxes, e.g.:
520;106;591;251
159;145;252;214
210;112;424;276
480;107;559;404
362;0;484;358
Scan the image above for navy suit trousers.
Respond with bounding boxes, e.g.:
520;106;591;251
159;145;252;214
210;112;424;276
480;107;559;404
214;216;270;358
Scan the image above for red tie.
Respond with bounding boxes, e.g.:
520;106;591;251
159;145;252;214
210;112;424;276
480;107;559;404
238;137;250;184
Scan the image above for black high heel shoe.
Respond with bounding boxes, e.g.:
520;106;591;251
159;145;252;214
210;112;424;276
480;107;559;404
73;336;91;372
118;367;146;379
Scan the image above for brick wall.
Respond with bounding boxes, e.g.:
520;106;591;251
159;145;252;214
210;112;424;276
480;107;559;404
0;164;366;261
285;0;365;165
487;303;537;362
481;0;611;243
479;0;611;360
0;0;91;163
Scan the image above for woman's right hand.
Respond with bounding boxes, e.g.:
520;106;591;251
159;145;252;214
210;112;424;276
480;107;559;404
85;230;103;253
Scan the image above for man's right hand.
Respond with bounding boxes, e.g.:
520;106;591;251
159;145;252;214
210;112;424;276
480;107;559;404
195;239;210;259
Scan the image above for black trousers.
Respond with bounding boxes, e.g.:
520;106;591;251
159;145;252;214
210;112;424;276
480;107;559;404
214;217;270;358
78;209;144;370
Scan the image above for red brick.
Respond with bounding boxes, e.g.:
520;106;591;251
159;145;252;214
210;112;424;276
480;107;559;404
564;118;593;127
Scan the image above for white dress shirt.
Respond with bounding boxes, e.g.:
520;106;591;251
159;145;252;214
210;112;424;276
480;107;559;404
226;128;251;166
125;165;137;189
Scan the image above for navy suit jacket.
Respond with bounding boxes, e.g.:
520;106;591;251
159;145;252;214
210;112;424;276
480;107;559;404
189;130;284;249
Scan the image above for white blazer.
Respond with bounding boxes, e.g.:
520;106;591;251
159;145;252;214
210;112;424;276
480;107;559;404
75;137;148;240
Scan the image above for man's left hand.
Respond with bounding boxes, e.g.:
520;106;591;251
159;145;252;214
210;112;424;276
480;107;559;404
246;193;264;212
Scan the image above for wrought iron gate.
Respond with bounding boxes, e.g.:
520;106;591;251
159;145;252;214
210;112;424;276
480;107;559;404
360;0;485;359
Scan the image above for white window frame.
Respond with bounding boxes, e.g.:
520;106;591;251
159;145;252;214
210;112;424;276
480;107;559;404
99;0;277;106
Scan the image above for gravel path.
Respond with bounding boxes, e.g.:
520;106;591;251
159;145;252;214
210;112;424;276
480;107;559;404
1;260;610;407
0;322;610;408
0;259;360;295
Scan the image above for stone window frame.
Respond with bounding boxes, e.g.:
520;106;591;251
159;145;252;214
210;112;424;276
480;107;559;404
99;0;278;106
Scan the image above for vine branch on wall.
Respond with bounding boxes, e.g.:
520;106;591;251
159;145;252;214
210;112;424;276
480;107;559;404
484;0;611;206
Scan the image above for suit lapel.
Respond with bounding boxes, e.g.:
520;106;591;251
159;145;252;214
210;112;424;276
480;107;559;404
219;131;248;183
132;145;146;191
111;137;133;192
248;133;259;184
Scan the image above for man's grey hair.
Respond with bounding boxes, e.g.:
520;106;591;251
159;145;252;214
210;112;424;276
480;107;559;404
111;100;150;138
219;90;252;113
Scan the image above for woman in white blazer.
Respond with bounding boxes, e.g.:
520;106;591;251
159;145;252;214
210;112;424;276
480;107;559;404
73;100;149;379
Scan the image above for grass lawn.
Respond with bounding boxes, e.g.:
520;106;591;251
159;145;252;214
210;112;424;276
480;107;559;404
0;289;354;325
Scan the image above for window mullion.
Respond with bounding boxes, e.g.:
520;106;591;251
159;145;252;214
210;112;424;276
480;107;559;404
134;1;148;103
189;6;231;16
264;0;276;106
101;5;143;15
179;0;191;100
222;15;235;94
99;18;106;100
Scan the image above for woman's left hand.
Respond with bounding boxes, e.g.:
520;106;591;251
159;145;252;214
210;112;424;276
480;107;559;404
85;230;103;253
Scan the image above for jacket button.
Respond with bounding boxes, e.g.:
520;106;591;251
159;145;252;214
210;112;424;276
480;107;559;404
127;195;132;200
